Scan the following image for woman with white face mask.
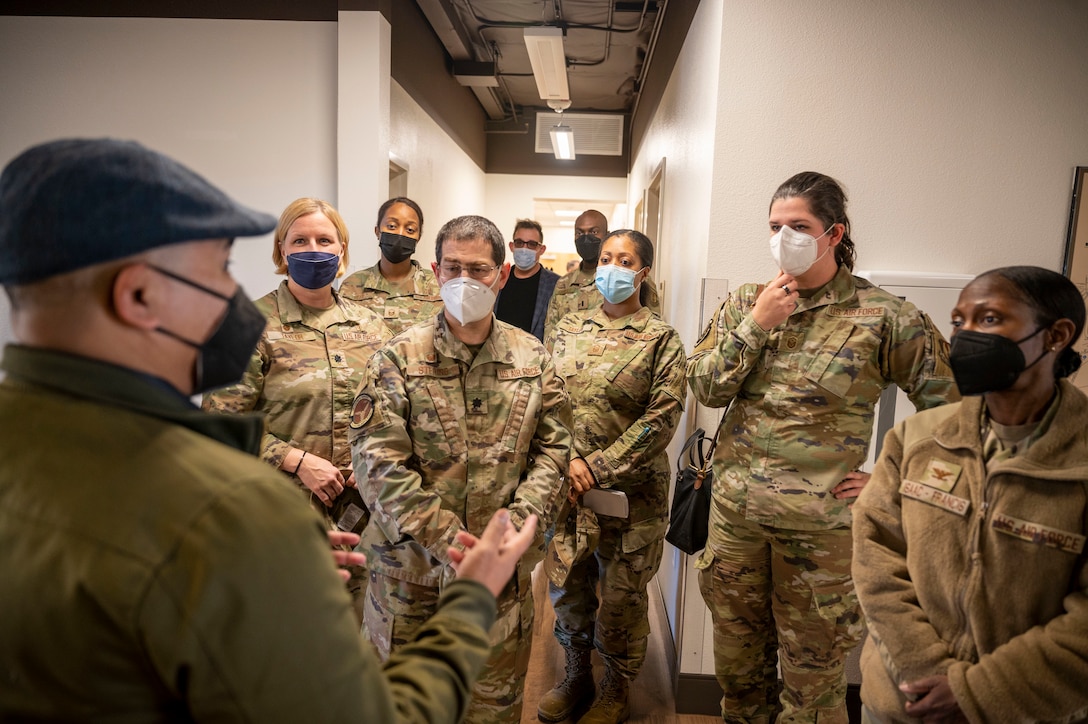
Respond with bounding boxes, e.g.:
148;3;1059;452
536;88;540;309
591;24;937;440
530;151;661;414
686;172;961;723
202;197;392;622
538;229;686;724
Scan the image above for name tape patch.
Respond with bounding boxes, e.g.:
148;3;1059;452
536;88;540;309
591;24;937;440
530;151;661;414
827;307;882;318
900;479;970;516
497;365;542;380
409;365;460;378
991;513;1086;555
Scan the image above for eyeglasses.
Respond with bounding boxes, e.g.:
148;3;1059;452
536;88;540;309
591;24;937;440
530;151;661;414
512;239;542;250
438;262;500;280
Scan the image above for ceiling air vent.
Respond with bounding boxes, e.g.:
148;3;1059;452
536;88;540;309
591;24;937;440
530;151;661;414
535;113;624;157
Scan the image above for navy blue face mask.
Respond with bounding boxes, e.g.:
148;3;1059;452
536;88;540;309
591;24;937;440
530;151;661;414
286;251;340;289
949;326;1047;395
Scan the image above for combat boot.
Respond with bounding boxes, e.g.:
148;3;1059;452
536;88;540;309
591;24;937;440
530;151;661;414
537;647;595;722
576;667;629;724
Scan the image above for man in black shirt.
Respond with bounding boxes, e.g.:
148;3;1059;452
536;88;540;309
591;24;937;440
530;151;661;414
494;219;559;341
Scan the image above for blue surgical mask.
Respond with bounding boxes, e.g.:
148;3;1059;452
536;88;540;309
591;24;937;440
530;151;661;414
512;247;538;271
595;264;644;304
286;251;340;289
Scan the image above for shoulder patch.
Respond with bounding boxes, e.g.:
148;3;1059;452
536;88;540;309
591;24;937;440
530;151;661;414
349;393;374;429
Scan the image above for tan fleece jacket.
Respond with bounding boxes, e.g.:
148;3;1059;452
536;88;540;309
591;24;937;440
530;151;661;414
853;380;1088;723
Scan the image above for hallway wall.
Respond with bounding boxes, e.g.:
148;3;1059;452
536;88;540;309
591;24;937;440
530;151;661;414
0;15;340;300
707;0;1088;287
388;80;486;269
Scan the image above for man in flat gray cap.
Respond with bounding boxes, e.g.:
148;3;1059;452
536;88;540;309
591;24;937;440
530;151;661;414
0;138;537;722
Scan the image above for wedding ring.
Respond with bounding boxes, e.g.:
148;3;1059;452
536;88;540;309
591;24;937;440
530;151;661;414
782;284;791;294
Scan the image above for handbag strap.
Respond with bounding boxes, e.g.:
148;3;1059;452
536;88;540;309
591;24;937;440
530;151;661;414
677;428;706;474
689;411;727;473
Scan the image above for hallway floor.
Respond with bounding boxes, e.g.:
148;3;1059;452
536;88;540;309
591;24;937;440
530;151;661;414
521;568;720;724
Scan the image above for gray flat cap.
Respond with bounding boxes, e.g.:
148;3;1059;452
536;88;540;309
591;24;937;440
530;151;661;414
0;138;277;285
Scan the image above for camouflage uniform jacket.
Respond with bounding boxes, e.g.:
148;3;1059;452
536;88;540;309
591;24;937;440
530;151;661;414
339;260;443;335
549;306;686;526
202;281;392;475
687;265;957;531
543;266;661;345
350;313;573;588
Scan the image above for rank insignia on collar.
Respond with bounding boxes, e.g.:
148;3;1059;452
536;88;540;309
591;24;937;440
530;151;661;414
919;459;961;492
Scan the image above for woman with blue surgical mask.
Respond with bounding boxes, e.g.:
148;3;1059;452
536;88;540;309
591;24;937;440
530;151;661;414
202;197;392;623
686;172;960;723
540;230;686;724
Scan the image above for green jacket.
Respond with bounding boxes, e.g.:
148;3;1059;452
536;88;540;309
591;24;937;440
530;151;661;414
853;381;1088;723
687;266;958;531
0;345;497;723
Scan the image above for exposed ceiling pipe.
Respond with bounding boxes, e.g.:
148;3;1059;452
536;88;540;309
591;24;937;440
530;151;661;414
628;0;668;123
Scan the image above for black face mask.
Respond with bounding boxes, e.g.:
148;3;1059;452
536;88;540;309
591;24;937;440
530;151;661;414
949;327;1047;396
574;234;602;263
148;265;266;393
378;232;418;264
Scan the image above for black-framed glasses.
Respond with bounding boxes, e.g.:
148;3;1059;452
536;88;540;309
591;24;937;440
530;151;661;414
512;239;542;250
438;262;500;280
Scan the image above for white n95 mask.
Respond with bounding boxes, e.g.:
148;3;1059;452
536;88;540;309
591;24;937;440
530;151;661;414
440;277;496;325
769;224;833;276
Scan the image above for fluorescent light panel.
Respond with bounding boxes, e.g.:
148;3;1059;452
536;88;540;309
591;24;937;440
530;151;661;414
523;27;570;100
550;125;576;160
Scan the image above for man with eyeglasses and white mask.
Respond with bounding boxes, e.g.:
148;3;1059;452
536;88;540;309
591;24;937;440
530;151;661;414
350;214;574;724
494;218;559;341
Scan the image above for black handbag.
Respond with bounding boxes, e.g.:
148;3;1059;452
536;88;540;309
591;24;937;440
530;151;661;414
665;427;717;555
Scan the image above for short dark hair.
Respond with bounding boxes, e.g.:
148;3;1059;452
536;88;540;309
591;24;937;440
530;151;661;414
513;219;543;243
770;172;856;271
435;215;505;266
977;266;1086;379
375;197;424;235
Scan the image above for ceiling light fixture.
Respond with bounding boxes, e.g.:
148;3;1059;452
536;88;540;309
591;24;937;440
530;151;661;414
550;124;576;160
547;99;575;160
523;27;570;101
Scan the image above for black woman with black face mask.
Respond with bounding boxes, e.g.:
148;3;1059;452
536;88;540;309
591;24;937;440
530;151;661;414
853;266;1088;724
339;196;442;335
202;197;392;622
